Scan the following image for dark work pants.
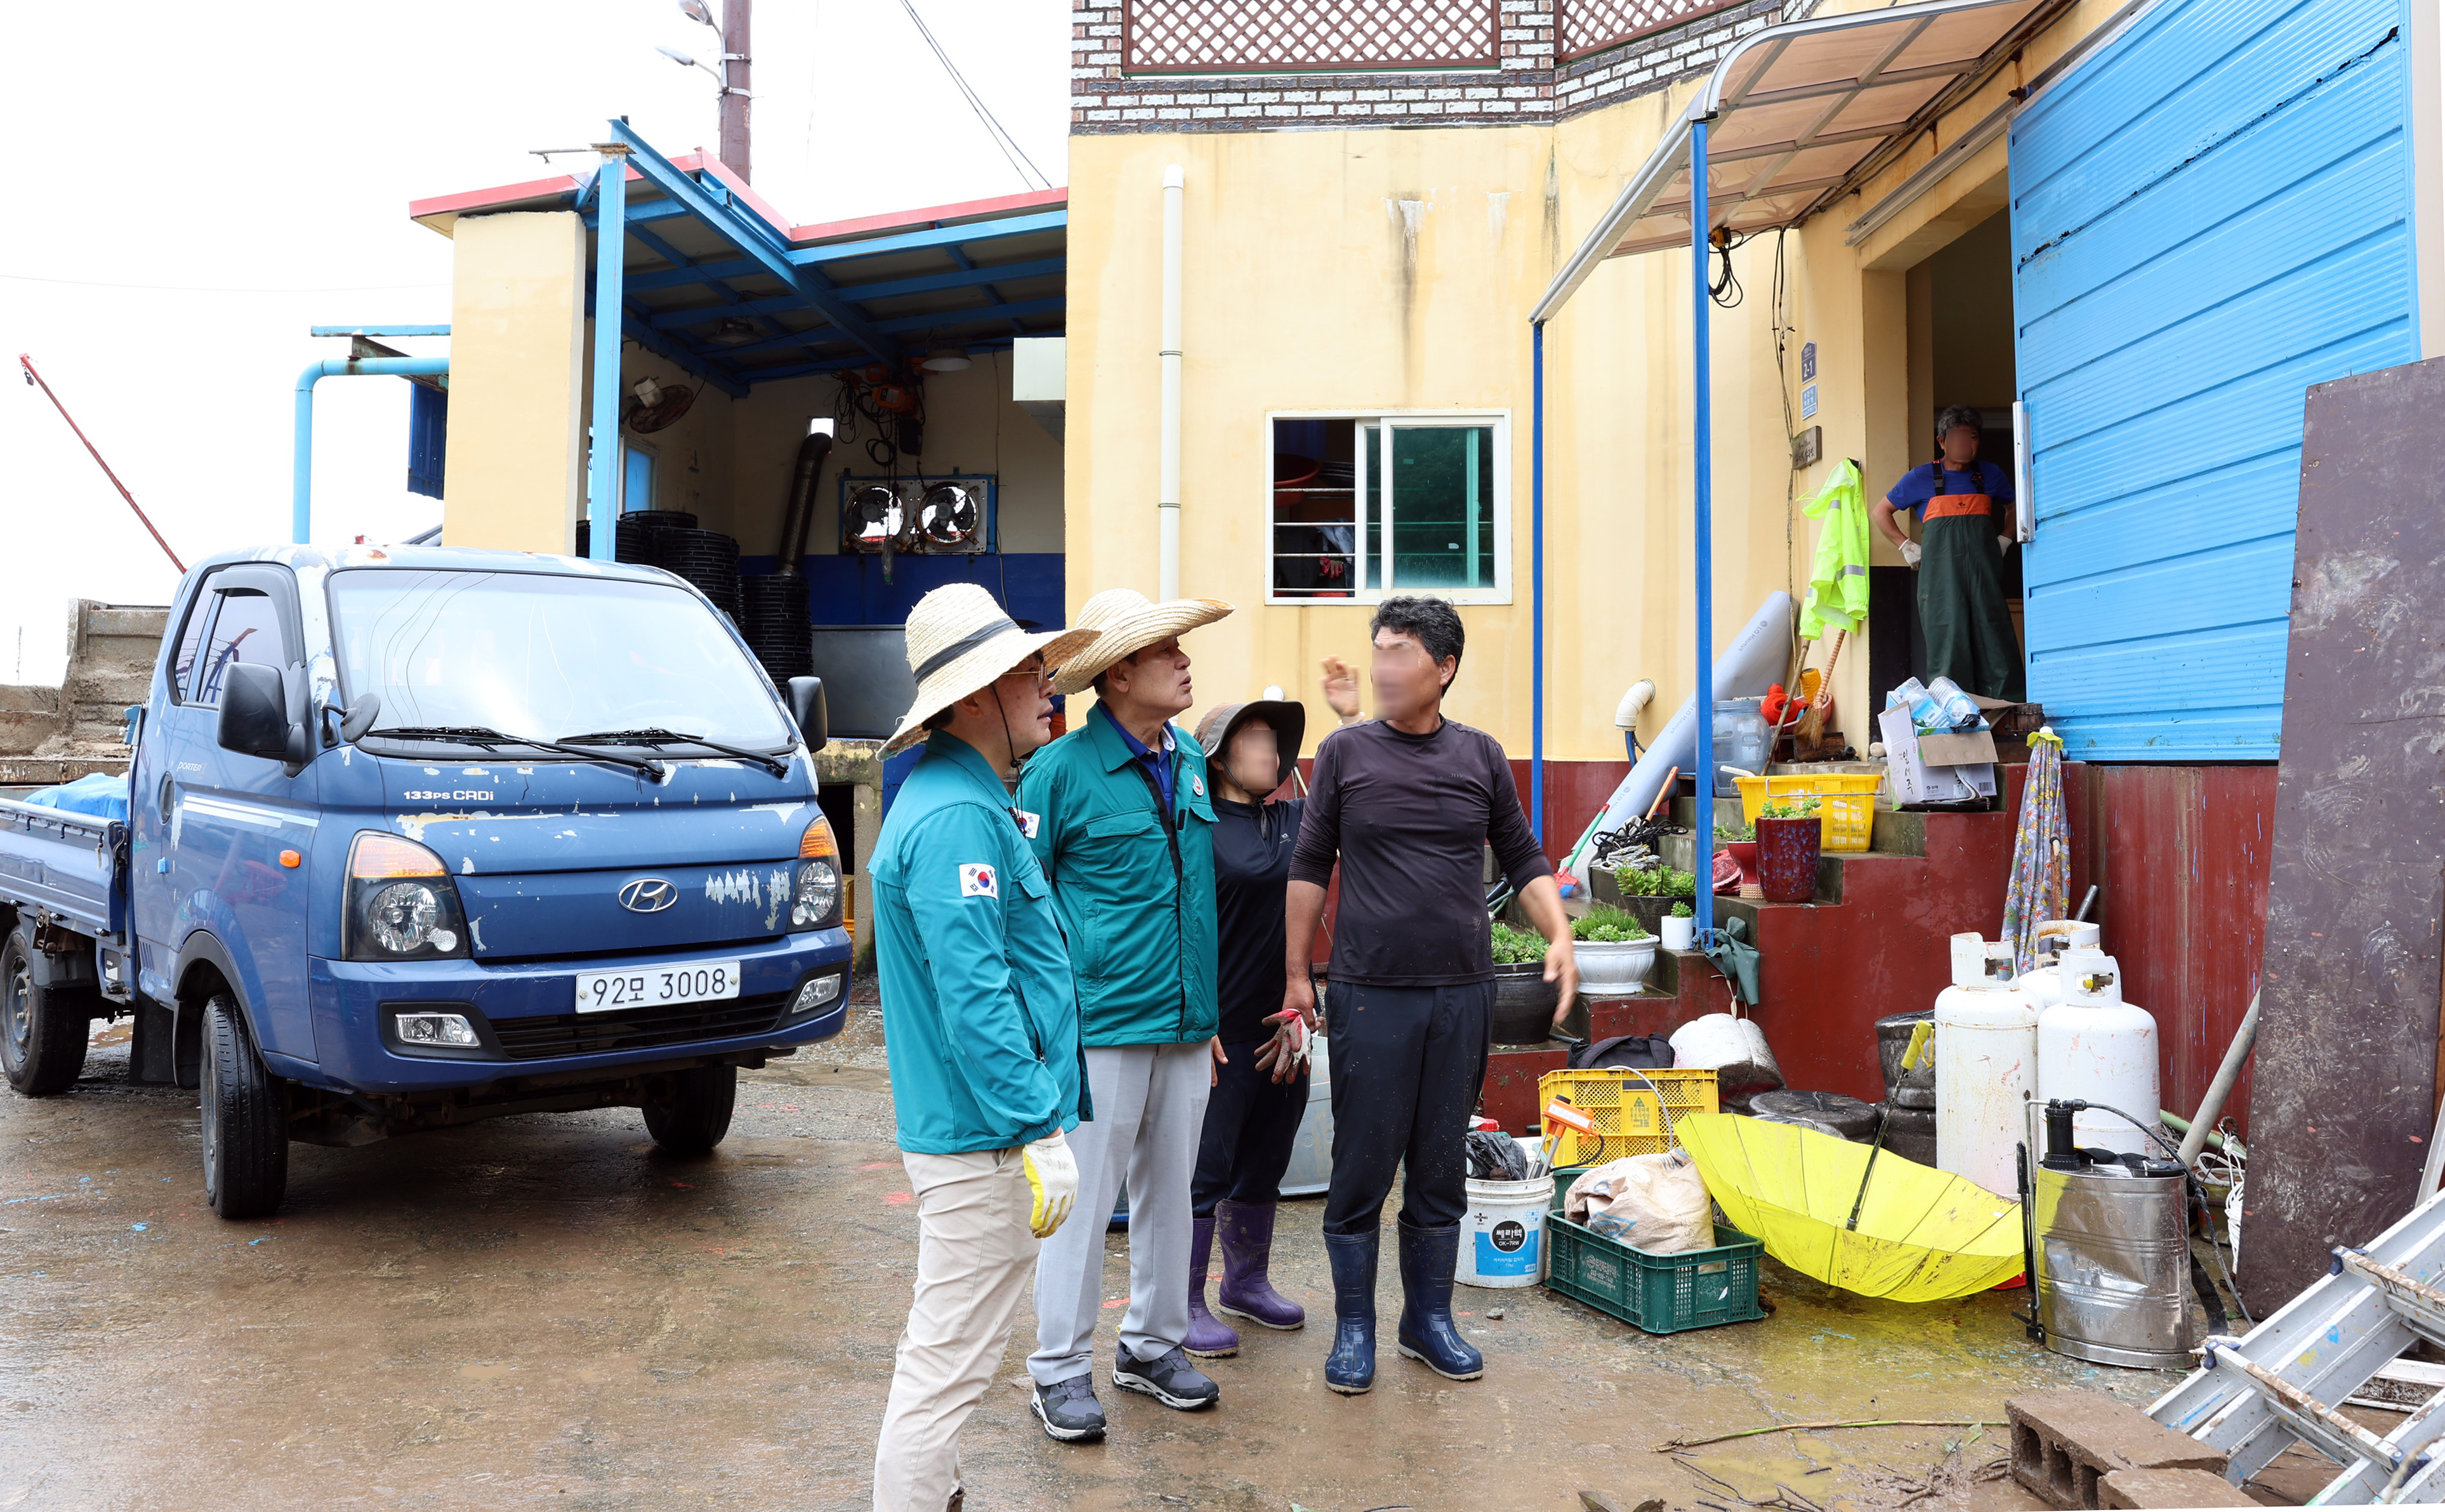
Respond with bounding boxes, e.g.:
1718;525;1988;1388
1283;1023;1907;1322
1321;981;1493;1237
1918;510;2026;702
1191;1039;1312;1215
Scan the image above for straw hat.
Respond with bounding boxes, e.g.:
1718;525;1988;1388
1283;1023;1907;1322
1194;699;1308;794
1050;588;1234;697
880;584;1098;757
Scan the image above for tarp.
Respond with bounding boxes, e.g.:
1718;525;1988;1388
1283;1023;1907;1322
16;772;130;821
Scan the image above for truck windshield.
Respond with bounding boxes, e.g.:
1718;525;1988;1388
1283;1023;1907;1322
329;569;794;752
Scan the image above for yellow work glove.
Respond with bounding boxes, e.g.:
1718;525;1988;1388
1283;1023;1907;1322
1021;1130;1078;1238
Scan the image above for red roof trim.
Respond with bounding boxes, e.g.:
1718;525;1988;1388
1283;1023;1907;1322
784;187;1071;246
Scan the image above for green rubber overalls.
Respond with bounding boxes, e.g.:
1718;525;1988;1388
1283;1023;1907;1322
1913;461;2026;702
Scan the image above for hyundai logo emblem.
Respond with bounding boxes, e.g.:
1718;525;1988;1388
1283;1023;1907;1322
618;878;678;914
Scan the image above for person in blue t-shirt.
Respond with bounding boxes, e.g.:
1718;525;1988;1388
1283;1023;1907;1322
1869;405;2027;701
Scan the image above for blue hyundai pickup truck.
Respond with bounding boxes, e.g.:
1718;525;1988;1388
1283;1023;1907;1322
0;545;852;1218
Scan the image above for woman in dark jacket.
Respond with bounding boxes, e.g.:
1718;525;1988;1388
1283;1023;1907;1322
1183;696;1315;1357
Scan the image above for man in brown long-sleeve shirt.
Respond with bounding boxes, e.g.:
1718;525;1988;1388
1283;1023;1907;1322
1276;595;1577;1396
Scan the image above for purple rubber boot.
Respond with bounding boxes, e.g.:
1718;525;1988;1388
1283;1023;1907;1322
1214;1199;1307;1330
1185;1212;1240;1358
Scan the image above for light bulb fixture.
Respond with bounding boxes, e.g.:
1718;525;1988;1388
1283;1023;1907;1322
920;347;972;373
678;0;717;26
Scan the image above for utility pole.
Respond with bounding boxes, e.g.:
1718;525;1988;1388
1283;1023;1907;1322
720;0;751;181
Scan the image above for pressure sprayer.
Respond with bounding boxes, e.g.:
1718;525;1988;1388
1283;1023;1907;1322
2026;1098;2215;1369
1934;933;2038;1200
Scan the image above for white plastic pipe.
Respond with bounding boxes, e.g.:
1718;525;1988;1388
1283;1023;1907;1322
1159;163;1183;601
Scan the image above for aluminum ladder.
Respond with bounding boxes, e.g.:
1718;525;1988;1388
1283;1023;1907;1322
2151;1187;2445;1503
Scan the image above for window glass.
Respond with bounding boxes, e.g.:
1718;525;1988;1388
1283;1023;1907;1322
189;589;287;708
623;445;654;511
1389;425;1496;591
1267;418;1359;600
168;589;214;702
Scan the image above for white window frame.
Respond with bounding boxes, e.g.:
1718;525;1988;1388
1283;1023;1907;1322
1263;408;1513;607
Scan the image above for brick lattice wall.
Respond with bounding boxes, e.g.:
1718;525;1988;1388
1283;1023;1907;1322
1072;0;1799;133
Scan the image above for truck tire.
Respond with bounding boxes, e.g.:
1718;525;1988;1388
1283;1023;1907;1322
1;924;89;1096
643;1064;737;1155
201;993;288;1219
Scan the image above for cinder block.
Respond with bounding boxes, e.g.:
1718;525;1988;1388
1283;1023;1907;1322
2099;1468;2257;1508
2007;1390;2228;1509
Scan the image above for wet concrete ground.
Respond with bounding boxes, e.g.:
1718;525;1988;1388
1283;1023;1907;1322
1;991;2284;1511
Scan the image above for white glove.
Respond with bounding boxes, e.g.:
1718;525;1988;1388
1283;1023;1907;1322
1021;1130;1078;1238
1899;539;1923;569
1998;534;2013;556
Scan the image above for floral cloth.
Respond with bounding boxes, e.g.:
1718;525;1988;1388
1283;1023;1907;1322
2001;730;2069;976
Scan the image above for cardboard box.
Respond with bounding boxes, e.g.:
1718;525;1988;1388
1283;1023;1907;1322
1880;705;1999;806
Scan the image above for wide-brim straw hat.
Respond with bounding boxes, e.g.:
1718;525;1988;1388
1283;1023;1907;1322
880;583;1098;757
1050;588;1234;696
1194;699;1308;792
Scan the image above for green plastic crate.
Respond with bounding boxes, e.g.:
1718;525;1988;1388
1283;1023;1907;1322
1543;1218;1765;1334
1548;1167;1590;1213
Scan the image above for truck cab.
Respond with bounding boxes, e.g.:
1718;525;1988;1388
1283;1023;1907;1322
0;544;851;1217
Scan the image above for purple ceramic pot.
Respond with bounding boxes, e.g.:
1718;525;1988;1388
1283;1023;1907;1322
1755;815;1822;904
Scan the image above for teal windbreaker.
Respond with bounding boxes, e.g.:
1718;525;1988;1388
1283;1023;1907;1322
1016;705;1220;1048
869;732;1089;1154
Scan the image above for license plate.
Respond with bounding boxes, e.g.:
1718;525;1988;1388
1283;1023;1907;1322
574;961;742;1014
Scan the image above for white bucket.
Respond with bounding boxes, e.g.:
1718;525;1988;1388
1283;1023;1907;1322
1459;1174;1555;1288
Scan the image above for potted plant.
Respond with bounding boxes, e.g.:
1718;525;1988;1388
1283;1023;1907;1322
1716;819;1762;898
1755;796;1823;904
1661;900;1696;952
1489;921;1562;1044
1611;864;1699;936
1571;905;1656;993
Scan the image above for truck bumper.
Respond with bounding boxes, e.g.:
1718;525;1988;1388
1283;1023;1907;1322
303;930;852;1096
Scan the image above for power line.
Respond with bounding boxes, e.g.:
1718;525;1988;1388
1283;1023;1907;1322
0;271;449;294
896;0;1053;192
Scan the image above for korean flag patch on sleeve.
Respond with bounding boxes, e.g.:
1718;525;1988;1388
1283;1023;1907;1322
959;862;999;898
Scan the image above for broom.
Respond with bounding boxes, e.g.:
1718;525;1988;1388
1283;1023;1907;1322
1795;630;1845;746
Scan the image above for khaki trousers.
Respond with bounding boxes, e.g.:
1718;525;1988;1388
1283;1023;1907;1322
873;1147;1039;1512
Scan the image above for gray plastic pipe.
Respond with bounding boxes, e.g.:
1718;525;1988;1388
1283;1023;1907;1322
2178;990;2258;1166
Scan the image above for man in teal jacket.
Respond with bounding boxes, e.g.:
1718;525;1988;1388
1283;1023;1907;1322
1019;587;1234;1443
868;584;1099;1512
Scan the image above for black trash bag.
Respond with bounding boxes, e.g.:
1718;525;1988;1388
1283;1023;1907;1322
1465;1129;1529;1181
1568;1032;1676;1072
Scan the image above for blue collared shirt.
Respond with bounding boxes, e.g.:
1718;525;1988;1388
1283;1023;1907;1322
1097;701;1176;813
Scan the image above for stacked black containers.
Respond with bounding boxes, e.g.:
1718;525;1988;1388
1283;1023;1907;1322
739;575;812;684
650;527;742;624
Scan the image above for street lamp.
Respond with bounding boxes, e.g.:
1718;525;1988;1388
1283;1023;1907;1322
654;44;752;96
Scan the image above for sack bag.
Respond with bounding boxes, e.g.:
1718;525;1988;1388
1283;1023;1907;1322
1562;1151;1713;1254
1567;1032;1675;1071
1669;1011;1785;1091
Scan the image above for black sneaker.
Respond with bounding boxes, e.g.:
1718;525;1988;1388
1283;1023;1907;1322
1031;1374;1106;1443
1111;1343;1220;1410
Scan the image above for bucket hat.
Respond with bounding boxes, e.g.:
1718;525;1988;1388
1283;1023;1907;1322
880;583;1098;757
1049;588;1234;697
1194;699;1308;794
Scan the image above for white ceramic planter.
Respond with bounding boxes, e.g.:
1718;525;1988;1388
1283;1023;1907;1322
1574;937;1657;992
1661;915;1697;952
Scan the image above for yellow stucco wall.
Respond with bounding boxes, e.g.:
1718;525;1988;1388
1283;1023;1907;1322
441;212;588;551
1062;2;2125;765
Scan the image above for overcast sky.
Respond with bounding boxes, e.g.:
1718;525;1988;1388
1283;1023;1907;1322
0;0;1067;685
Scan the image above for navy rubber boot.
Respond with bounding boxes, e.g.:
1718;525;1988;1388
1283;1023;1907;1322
1394;1220;1483;1382
1322;1229;1378;1395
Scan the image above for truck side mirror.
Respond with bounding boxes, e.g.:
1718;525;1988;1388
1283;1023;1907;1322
787;676;828;753
216;663;293;762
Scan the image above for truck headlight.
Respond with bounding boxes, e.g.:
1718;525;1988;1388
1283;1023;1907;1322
792;815;842;930
345;832;472;961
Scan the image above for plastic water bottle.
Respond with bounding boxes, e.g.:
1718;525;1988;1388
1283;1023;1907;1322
1922;676;1982;732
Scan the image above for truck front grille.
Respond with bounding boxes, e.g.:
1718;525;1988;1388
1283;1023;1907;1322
488;991;793;1060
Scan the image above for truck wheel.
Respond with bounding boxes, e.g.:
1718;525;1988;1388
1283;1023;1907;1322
643;1064;737;1155
201;994;288;1219
1;924;89;1096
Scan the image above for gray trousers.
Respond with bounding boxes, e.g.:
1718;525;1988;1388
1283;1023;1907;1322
1027;1042;1211;1384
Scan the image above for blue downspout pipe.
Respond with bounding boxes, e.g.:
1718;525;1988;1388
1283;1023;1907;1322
586;143;631;562
293;356;451;544
1531;319;1546;852
1690;116;1716;942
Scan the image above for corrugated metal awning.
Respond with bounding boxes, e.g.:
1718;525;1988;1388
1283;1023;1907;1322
1532;0;2053;322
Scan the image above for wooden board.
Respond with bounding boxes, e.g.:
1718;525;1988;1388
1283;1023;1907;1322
2243;354;2445;1315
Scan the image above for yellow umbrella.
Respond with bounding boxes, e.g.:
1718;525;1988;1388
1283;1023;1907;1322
1676;1113;2024;1302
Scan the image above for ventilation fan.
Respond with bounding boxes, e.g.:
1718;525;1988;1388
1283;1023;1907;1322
916;482;983;549
837;476;994;556
841;483;906;553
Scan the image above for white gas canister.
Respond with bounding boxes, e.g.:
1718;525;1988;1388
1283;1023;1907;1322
2012;920;2103;1011
2036;953;2159;1158
1935;933;2039;1200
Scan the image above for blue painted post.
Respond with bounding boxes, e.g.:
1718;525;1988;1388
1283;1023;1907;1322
586;145;630;562
1690;117;1716;941
1531;319;1546;849
293;357;452;544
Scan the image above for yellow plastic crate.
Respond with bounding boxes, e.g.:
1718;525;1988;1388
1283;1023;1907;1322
1733;772;1883;853
1536;1067;1719;1166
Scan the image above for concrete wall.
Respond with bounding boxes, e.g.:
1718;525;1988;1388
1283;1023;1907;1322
441;212;588;550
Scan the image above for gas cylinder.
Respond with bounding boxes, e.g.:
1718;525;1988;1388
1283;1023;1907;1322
2036;954;2159;1158
2012;920;2102;1011
1934;932;2040;1200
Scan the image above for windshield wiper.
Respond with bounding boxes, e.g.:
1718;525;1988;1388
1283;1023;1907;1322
558;727;793;778
364;725;665;778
